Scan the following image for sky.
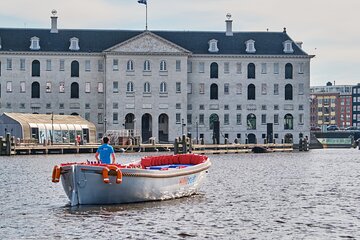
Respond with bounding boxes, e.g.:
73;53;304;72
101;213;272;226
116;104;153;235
0;0;359;86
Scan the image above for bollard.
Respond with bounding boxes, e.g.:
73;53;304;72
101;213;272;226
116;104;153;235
174;138;179;154
182;135;187;153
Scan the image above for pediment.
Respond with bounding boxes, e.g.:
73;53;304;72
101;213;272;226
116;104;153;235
105;31;191;54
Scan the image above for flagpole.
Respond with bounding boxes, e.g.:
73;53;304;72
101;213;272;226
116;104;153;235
146;3;148;30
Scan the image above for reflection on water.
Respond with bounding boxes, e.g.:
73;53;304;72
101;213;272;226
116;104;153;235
1;149;360;239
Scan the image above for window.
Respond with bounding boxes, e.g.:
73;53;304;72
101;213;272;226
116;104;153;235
236;83;242;94
113;59;119;71
274;114;279;124
261;84;267;95
113;113;119;124
7;59;12;70
20;59;25;71
187;114;192;124
199;105;205;110
247;114;256;130
274;84;279;95
60;60;65;71
85;103;91;109
20;103;25;109
46;82;51;93
32;60;40;77
283;40;294;53
236;114;242;125
30;36;40;50
144;60;151;71
236;63;242;74
113;81;119;93
210;62;218;78
71;61;79;77
176;103;181;109
127;60;134;71
224;114;229;125
6;82;12;92
46;60;51;71
285;63;293;79
210;84;218;100
199;83;205;94
284;114;294;129
209;114;219;130
236;105;242;110
261;105;267;110
71;82;79;98
299;114;304;125
187;83;192;94
176;82;181;93
98;103;104;109
69;37;80;51
285;84;293;100
85;113;90;121
299;63;304;74
224;83;229;95
20;82;26;93
245;39;256;53
299;83;304;95
46;103;51;109
224;105;229;110
176;113;181;124
98;82;104;93
98;60;104;72
98;113;103;124
199;62;205;73
224;62;229;73
160;60;167;71
247;63;255;79
31;82;40;98
187;104;192;110
247;84;255;100
199;114;204;125
160;82;167;93
274;63;279;74
59;103;64;109
261;63;267;74
126;82;134;92
144;82;151;93
261;114;266;124
208;39;219;53
85;82;91;93
176;60;181;71
59;82;65;93
85;60;91;71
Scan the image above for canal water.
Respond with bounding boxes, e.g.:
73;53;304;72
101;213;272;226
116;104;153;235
0;149;359;239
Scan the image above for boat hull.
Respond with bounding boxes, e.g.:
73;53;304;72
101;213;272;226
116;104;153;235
60;160;210;206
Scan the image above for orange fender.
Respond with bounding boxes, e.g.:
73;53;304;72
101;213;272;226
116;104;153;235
102;165;122;184
52;165;61;183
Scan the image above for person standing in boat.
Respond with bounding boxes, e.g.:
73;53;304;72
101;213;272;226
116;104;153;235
95;137;116;164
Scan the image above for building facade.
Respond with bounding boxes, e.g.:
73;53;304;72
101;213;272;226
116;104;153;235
0;15;313;144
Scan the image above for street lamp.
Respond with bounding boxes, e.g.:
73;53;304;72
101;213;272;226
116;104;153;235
196;119;199;144
51;112;54;145
181;118;186;136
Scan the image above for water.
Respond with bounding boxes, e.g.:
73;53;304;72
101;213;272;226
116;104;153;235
1;149;360;239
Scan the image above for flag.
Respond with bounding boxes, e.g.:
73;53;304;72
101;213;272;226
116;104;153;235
138;0;147;5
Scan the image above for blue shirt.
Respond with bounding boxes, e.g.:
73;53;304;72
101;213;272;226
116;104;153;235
96;144;115;164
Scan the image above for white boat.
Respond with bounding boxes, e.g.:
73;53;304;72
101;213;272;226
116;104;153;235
52;154;211;206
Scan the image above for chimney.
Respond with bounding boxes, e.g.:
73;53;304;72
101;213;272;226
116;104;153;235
50;10;58;33
295;41;303;49
225;13;233;36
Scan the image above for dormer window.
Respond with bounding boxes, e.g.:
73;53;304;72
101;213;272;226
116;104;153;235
245;40;256;53
30;36;40;50
208;39;219;53
283;40;294;53
69;37;80;51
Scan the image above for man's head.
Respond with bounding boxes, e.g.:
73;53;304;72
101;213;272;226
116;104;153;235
103;136;109;144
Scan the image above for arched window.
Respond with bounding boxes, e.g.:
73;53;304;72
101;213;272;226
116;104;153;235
160;60;167;71
127;81;134;92
31;82;40;98
247;84;256;100
285;84;293;100
285;63;293;79
71;60;79;77
32;60;40;77
71;82;79;98
247;63;255;79
209;114;219;130
210;84;218;100
144;82;151;93
144;60;151;71
160;82;167;93
247;114;256;130
127;60;134;71
284;114;294;130
210;62;218;79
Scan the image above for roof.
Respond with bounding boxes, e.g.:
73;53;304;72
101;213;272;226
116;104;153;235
0;28;308;56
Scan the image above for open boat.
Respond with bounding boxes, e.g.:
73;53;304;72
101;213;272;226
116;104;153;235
52;154;211;206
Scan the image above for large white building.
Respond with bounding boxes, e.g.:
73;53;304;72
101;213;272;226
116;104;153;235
0;15;313;144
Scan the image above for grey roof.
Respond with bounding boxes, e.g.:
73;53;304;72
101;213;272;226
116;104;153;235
0;28;308;55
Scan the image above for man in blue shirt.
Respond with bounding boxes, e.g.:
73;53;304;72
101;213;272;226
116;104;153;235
95;137;116;164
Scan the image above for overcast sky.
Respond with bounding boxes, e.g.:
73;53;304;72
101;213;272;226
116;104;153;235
0;0;359;86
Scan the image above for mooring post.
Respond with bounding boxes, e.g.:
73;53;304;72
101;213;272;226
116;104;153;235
182;135;187;153
6;133;11;156
174;138;179;154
